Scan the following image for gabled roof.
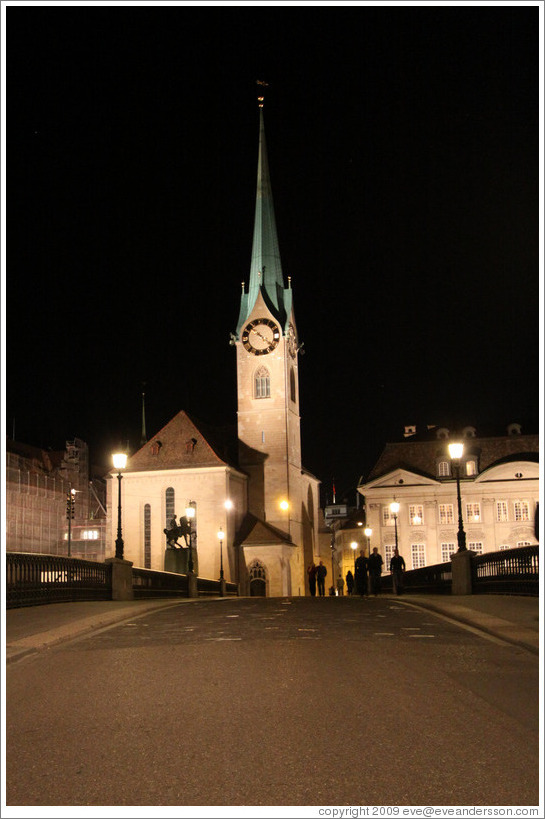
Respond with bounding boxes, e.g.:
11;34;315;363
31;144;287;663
122;411;241;473
234;512;294;548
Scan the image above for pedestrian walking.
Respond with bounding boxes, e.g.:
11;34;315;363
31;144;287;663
316;560;327;597
390;548;406;595
336;575;345;596
354;550;368;596
307;563;317;597
368;547;383;596
345;570;354;596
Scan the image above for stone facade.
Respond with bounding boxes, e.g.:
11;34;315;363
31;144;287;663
358;425;539;571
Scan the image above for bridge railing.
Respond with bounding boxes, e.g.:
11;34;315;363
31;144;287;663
378;545;538;596
6;552;112;608
6;552;239;608
379;561;452;595
472;545;539;596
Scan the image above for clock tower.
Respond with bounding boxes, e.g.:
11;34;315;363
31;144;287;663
234;103;308;552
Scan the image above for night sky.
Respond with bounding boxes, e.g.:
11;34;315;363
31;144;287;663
4;2;540;504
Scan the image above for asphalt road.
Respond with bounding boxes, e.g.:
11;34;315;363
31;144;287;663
6;597;539;809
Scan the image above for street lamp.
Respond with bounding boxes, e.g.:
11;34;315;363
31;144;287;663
185;504;196;572
364;527;372;556
350;541;358;575
112;452;128;559
448;442;467;552
217;527;225;580
390;501;400;553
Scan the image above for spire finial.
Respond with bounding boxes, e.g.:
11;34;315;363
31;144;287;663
141;383;147;446
256;79;269;108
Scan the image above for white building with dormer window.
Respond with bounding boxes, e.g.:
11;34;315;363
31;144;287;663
358;424;539;571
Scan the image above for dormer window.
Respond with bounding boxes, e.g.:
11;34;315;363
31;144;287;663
466;460;477;476
438;461;450;477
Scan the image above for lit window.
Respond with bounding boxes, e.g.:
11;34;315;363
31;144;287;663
514;501;530;522
438;461;450;477
382;506;395;526
255;366;271;399
466;503;481;523
409;505;424;525
496;501;508;522
468;541;483;554
82;530;99;540
384;544;395;570
411;544;426;569
466;460;477;476
441;542;456;562
439;504;454;525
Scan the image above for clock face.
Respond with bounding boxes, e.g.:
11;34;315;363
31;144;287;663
287;323;298;358
242;318;280;355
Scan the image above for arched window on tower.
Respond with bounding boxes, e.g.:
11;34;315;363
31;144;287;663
165;487;175;528
290;368;296;403
255;366;271;399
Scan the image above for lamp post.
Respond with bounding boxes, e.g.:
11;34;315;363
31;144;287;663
364;527;372;557
217;527;225;580
350;541;358;575
112;452;128;559
448;442;467;552
390;501;400;553
185;504;196;572
66;487;76;557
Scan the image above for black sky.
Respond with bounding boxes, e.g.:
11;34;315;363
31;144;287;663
4;2;540;504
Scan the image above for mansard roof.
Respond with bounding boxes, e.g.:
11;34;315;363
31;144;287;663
123;411;241;473
365;427;539;483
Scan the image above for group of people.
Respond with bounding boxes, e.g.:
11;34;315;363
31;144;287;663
307;548;406;597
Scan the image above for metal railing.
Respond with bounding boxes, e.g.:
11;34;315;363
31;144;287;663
380;561;452;595
132;567;189;598
7;552;239;608
197;577;238;597
473;545;539;596
6;552;112;608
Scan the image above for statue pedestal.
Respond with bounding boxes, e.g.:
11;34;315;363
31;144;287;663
164;548;189;574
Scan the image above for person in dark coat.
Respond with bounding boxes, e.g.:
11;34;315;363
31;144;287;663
390;548;406;595
345;570;354;596
307;563;317;597
354;550;368;596
316;560;327;596
368;547;384;596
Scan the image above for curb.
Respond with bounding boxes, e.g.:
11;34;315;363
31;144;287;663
397;597;539;655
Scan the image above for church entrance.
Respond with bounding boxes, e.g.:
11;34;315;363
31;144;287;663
248;560;267;597
250;578;266;596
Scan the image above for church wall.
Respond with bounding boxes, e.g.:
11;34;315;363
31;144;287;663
106;466;248;583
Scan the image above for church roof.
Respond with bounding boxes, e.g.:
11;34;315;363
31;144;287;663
123;411;241;473
236;108;292;335
234;512;295;548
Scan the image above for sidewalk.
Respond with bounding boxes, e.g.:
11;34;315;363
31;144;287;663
4;593;540;664
392;593;540;654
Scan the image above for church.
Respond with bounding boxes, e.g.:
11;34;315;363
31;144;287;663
105;103;321;597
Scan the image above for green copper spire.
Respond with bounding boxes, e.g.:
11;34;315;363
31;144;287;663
236;108;292;336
